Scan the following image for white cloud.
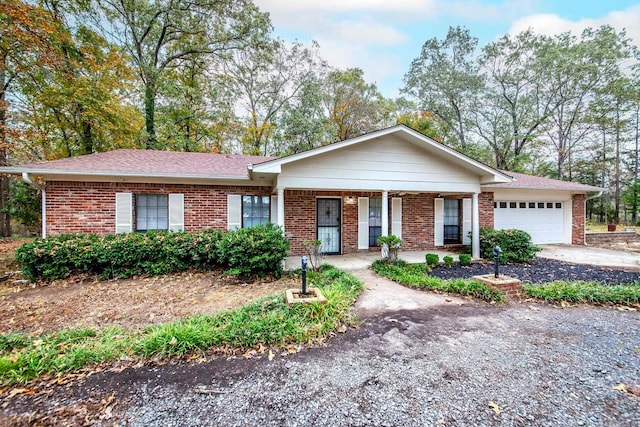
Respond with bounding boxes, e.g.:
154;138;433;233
439;0;535;21
314;36;405;94
254;0;435;15
508;5;640;46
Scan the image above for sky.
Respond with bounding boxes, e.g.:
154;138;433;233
253;0;640;98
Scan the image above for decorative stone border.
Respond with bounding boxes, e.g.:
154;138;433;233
285;287;328;305
472;274;523;298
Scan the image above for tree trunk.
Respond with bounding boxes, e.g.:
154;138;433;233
0;54;11;237
614;106;621;225
144;77;157;149
633;107;639;224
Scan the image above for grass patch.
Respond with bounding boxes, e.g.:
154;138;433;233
523;281;640;305
0;265;363;386
372;260;504;303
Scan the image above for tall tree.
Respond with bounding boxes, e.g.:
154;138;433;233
402;26;482;150
322;68;385;141
0;0;61;236
13;0;142;160
222;39;322;155
90;0;270;148
475;30;556;170
545;26;636;180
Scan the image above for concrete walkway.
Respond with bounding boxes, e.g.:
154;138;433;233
351;268;466;317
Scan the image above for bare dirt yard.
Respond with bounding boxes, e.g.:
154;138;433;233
0;239;296;335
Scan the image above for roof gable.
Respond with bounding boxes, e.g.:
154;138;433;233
251;124;512;185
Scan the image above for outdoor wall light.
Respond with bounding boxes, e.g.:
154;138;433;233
345;196;355;204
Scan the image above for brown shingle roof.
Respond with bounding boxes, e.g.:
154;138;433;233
484;170;604;192
13;150;275;178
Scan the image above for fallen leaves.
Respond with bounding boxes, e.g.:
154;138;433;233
488;401;501;415
613;383;640;397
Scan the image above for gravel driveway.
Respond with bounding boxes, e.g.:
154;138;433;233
4;299;638;426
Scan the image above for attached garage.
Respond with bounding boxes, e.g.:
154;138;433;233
494;200;567;244
483;171;604;246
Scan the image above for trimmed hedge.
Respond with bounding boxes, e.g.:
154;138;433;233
479;227;540;263
15;223;289;281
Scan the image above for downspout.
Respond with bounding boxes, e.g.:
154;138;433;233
21;173;46;238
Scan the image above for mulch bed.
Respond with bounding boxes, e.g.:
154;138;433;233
430;257;640;286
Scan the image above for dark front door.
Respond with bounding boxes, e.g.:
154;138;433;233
443;199;461;244
317;198;341;254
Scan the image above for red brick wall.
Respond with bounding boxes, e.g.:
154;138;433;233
46;182;498;254
401;193;435;250
572;193;586;245
479;192;494;228
45;181;270;235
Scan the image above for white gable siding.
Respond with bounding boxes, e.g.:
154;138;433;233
276;136;481;192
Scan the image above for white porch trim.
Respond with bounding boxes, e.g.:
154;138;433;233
472;192;480;259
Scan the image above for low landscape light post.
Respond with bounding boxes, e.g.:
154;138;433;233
301;255;308;295
493;246;502;278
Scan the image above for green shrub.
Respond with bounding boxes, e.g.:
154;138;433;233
16;225;287;281
377;234;402;263
479;227;540;263
443;255;454;267
459;254;472;266
217;223;290;277
425;253;439;267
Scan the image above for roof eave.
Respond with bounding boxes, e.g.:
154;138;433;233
1;167;250;181
482;184;606;192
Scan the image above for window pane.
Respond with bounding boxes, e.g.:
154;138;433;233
547;203;553;209
242;195;270;228
499;202;507;208
556;203;562;209
510;202;517;208
136;194;169;231
529;202;535;208
519;202;526;208
538;202;545;208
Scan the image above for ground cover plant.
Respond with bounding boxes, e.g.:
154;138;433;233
523;282;640;305
15;223;289;281
0;265;363;385
371;260;504;303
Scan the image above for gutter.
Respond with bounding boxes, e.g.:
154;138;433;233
21;173;46;238
586;190;604;201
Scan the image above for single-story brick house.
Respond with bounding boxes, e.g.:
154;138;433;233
1;125;603;259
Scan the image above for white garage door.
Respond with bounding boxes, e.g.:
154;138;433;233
494;201;564;244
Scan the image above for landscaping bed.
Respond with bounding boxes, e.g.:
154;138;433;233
430;257;640;285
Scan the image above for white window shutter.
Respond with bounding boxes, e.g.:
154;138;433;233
434;198;444;246
227;194;242;230
391;197;402;239
270;195;278;224
358;197;369;249
462;198;472;245
115;193;132;233
168;194;184;232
